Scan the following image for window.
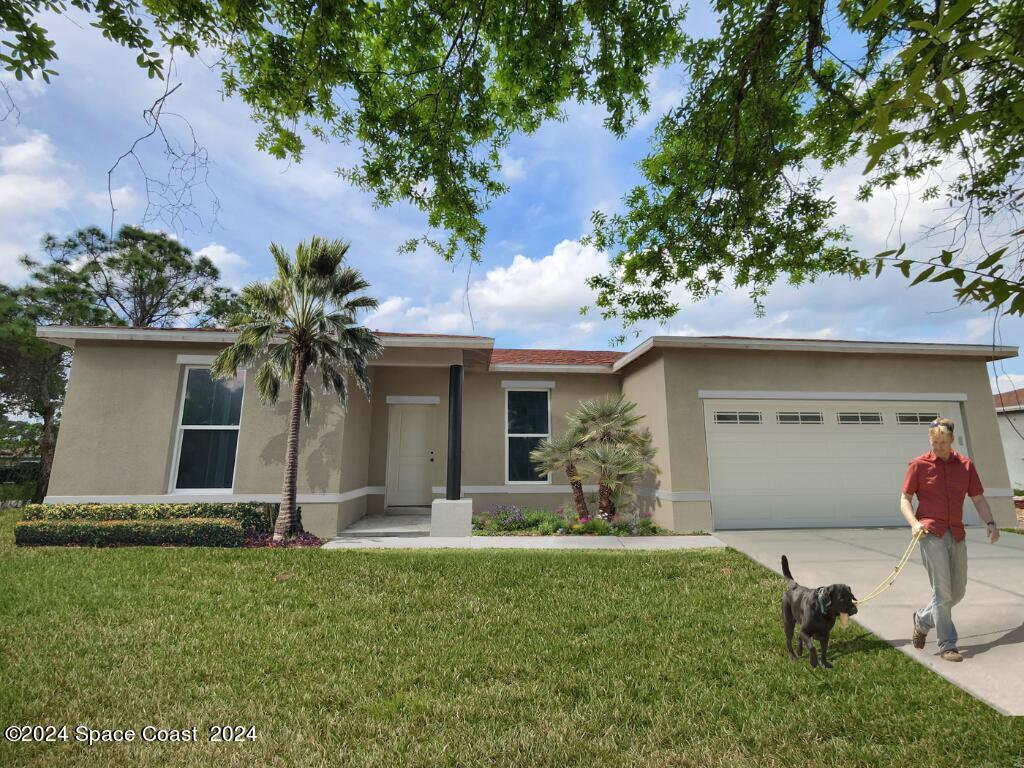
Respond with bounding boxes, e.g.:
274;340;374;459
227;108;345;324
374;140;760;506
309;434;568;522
837;412;883;425
714;411;762;424
172;367;244;491
776;411;823;425
897;412;939;425
506;389;550;482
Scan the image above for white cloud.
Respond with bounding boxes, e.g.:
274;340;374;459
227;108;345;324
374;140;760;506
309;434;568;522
197;243;249;289
0;132;58;172
365;239;609;337
992;374;1024;395
500;152;526;182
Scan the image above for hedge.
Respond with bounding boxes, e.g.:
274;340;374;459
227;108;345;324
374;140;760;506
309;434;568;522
20;502;272;533
14;518;245;547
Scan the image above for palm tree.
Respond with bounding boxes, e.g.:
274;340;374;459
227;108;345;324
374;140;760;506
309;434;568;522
579;441;647;522
568;395;643;445
211;237;383;540
530;427;590;519
610;427;659;516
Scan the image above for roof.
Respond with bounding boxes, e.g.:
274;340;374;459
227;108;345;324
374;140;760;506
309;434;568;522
994;387;1024;411
490;349;625;366
611;335;1019;371
35;325;1019;372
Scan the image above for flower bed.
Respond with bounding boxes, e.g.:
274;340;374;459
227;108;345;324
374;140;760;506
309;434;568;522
472;504;675;536
244;531;324;548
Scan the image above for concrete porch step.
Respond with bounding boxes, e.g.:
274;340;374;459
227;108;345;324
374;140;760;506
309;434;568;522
337;514;431;537
384;506;430;516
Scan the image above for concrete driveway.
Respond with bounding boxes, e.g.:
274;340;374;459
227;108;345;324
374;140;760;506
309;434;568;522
715;527;1024;716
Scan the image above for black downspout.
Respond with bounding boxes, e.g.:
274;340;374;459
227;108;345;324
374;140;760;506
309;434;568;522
446;364;463;500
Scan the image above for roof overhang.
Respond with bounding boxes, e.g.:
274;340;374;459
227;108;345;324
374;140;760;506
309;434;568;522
489;363;617;375
612;335;1019;371
36;325;495;351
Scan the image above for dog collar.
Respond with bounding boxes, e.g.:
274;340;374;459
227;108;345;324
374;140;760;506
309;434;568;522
816;587;828;616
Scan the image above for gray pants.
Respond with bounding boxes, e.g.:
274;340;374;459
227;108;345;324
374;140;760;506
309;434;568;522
915;529;968;651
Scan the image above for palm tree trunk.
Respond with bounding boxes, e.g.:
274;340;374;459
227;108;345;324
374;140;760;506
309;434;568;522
597;483;614;522
274;351;307;541
566;460;590;519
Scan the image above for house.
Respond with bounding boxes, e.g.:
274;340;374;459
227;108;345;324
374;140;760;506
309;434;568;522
993;386;1024;491
38;325;1019;539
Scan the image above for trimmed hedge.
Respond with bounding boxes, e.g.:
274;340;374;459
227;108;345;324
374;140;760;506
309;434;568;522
14;517;245;547
20;502;272;533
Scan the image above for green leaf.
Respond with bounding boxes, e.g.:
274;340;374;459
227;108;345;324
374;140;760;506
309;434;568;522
954;42;993;60
937;0;976;30
932;269;962;283
976;248;1007;270
874;259;884;278
909;265;936;285
939;250;954;266
859;0;891;24
899;260;912;278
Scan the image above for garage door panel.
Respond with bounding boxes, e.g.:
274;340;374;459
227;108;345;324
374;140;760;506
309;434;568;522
705;399;962;529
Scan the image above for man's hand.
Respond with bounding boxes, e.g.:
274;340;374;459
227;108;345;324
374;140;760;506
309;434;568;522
987;523;1001;544
911;519;927;537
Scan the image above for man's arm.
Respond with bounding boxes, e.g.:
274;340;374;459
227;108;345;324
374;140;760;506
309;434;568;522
900;493;926;535
970;495;1001;543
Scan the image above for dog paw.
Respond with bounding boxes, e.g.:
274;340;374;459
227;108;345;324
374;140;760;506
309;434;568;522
788;653;799;663
821;660;833;670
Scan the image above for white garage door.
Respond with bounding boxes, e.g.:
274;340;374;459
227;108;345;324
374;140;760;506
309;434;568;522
704;399;973;529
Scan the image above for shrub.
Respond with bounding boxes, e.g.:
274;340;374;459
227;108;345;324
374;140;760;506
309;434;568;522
20;502;273;533
15;518;245;547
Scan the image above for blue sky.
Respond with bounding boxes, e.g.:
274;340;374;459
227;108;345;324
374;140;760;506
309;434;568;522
0;5;1021;393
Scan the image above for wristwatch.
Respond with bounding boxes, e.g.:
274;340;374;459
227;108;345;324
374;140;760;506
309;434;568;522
986;521;997;528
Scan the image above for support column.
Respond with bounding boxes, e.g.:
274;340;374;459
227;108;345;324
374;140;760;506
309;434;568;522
446;363;463;500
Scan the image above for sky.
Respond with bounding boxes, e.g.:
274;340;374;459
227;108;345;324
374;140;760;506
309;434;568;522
0;5;1021;396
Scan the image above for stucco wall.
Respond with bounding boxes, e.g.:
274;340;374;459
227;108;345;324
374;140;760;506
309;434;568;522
997;411;1024;490
650;348;1015;530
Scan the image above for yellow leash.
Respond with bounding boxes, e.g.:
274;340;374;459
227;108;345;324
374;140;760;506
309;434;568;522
852;529;926;606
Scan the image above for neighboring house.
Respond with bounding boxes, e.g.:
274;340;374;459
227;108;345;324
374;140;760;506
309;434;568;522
38;326;1019;538
993;386;1024;491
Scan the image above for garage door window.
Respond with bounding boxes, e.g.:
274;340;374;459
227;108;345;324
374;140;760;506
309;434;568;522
838;412;883;424
714;411;761;424
897;412;938;425
776;412;823;424
506;390;550;483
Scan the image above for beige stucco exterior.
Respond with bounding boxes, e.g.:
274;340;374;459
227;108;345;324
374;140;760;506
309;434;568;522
44;330;1019;537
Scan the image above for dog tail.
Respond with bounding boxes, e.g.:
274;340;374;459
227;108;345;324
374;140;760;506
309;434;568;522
781;555;797;586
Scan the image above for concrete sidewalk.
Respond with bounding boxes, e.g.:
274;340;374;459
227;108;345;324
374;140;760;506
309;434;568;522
322;534;726;550
716;527;1024;716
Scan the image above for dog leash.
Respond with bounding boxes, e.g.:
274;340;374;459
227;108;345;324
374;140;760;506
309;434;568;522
852;529;926;606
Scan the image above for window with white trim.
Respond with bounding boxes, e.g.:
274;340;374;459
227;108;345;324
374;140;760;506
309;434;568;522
837;412;883;425
897;412;939;425
776;411;823;424
172;367;244;491
506;389;550;482
714;411;762;424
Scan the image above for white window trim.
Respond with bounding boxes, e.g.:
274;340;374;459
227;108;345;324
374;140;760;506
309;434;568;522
385;395;440;405
168;365;246;494
505;388;552;485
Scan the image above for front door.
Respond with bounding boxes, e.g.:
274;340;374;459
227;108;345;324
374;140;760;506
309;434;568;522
385;405;434;506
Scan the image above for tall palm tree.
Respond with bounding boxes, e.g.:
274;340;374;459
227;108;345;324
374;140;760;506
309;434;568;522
579;441;647;522
211;237;383;540
530;427;590;519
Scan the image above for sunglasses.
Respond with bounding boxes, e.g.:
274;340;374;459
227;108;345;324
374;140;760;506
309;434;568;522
929;420;953;433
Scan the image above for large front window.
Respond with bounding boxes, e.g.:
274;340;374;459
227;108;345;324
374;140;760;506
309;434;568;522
506;389;550;483
172;367;244;491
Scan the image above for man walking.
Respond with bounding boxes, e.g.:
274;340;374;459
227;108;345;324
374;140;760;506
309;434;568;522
900;417;1000;662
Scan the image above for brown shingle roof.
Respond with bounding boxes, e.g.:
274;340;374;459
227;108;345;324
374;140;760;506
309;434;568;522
993;387;1024;409
490;348;624;366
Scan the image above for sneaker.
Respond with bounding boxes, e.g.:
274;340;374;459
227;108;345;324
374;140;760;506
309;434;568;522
940;648;963;662
912;612;927;649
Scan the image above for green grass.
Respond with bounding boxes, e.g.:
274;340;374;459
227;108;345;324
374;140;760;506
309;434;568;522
1;509;1021;767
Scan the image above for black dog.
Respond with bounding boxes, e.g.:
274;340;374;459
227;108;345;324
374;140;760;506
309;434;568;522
781;555;858;669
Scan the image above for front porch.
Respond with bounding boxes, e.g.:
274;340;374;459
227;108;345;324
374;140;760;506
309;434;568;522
336;507;431;537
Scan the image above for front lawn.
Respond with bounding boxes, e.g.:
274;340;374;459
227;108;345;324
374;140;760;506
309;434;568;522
1;508;1020;767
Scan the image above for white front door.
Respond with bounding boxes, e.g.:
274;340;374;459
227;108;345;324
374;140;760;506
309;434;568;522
703;399;970;529
386;405;434;506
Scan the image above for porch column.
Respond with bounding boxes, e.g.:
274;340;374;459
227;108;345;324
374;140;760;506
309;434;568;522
446;363;463;500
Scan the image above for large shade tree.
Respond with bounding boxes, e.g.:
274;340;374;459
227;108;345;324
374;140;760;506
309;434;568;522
6;2;1022;323
26;225;238;328
211;237;382;541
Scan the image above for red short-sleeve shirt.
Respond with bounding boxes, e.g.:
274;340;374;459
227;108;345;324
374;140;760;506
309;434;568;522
902;449;984;541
